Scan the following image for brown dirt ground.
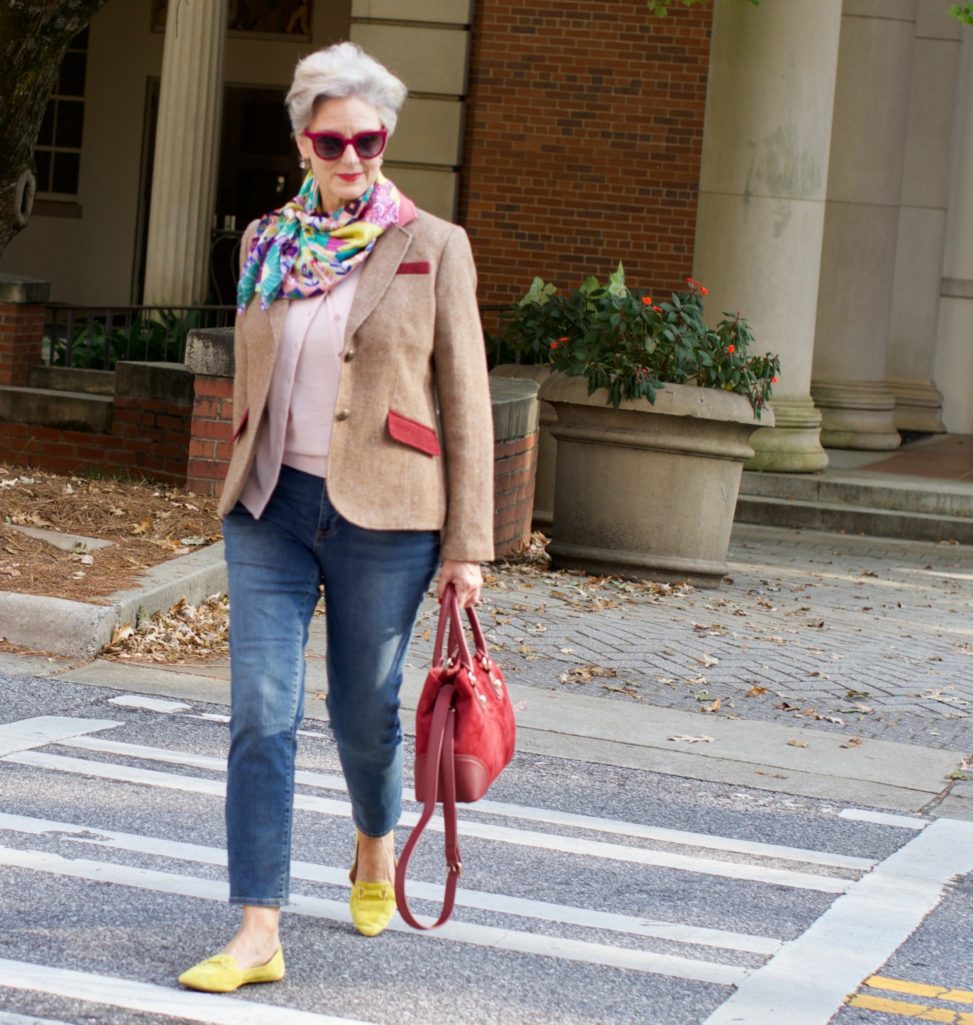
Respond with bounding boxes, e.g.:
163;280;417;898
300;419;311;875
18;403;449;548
0;464;221;604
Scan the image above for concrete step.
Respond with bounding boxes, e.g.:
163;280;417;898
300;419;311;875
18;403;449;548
735;493;973;545
740;469;973;518
0;386;112;433
27;366;115;395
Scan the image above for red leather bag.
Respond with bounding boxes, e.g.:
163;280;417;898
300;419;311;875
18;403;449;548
395;586;516;929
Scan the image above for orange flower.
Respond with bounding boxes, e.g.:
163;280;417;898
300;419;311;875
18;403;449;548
652;304;663;313
550;340;559;350
772;375;778;383
700;286;709;296
642;296;653;306
726;344;735;354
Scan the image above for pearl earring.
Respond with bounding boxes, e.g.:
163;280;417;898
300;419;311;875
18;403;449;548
299;157;308;170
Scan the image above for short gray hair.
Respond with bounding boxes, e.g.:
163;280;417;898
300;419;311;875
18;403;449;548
286;42;408;136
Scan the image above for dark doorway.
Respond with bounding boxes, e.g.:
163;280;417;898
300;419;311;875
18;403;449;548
132;83;301;305
212;86;302;305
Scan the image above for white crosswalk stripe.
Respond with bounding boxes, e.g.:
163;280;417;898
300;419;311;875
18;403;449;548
0;710;962;1025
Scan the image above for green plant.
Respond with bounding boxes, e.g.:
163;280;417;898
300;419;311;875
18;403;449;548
498;264;780;416
46;309;202;369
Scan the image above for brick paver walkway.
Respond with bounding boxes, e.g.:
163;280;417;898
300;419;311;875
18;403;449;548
437;525;973;753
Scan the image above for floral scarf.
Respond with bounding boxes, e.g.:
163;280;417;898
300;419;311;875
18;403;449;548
237;172;416;312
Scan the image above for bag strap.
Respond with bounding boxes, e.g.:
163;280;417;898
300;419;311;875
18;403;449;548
394;679;461;930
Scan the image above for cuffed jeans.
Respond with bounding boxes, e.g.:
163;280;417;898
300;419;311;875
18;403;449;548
222;466;439;906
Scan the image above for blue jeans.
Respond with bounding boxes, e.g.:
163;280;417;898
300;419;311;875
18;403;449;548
222;466;439;906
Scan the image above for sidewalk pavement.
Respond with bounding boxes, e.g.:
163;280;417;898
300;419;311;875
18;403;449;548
8;518;970;822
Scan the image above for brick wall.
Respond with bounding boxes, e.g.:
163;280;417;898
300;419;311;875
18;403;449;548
0;300;45;387
186;376;234;497
460;0;712;304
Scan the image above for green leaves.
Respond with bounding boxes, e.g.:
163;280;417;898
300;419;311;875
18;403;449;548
498;265;781;414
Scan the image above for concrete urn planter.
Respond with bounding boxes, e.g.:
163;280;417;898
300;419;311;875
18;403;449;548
539;373;774;588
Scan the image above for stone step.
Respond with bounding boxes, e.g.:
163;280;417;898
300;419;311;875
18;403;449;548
734;493;973;545
740;469;973;519
27;366;115;396
0;386;113;433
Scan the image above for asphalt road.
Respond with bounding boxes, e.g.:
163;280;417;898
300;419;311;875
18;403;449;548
0;671;970;1025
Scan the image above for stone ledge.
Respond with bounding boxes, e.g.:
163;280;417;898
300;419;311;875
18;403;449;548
185;328;234;378
0;274;51;305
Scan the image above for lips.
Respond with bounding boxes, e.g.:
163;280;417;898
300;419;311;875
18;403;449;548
338;173;361;182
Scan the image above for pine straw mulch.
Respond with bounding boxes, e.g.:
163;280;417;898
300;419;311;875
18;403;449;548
0;464;221;605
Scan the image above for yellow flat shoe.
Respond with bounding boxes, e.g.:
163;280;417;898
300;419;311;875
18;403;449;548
349;832;396;937
178;945;285;993
350;880;397;937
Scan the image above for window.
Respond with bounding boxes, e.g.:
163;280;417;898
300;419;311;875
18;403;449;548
35;28;89;199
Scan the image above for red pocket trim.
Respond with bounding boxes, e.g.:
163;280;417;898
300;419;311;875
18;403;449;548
396;261;431;275
232;408;249;441
387;410;441;457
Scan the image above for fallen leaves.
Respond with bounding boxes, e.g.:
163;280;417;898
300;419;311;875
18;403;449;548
103;594;228;663
786;738;808;748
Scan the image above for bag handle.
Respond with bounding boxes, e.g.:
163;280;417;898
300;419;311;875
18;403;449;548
432;584;493;671
394;680;461;930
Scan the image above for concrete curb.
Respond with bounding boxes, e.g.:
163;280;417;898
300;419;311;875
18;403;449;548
0;542;228;658
54;658;969;818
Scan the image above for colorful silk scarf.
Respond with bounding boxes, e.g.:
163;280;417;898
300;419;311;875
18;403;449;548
237;172;415;312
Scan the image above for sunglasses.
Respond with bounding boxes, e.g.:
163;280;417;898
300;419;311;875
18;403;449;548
301;128;388;162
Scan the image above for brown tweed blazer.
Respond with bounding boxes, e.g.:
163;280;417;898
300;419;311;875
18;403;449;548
217;209;495;564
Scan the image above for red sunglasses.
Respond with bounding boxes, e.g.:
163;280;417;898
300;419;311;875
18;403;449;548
301;128;388;162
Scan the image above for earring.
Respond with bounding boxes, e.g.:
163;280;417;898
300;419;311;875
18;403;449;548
299;157;308;170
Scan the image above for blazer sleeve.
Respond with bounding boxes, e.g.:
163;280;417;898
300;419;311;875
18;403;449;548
433;226;495;563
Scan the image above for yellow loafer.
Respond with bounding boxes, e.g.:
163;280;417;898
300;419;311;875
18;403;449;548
349;831;396;937
350;880;397;937
178;945;285;993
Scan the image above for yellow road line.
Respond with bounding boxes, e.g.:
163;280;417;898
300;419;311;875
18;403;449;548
848;994;973;1023
866;977;973;1005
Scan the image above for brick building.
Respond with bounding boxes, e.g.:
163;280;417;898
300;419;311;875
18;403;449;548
1;0;972;469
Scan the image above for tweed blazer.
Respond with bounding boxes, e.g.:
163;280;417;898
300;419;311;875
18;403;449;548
217;209;495;564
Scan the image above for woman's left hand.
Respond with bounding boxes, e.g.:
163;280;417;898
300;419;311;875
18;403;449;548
436;560;483;608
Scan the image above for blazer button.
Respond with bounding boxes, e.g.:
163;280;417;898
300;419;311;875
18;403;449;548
344;349;356;362
335;408;350;421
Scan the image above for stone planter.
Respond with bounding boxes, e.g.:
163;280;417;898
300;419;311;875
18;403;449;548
490;364;555;531
539;373;773;588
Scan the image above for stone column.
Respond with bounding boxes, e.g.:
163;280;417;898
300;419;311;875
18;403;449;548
934;31;973;434
810;0;917;450
886;1;962;433
693;0;842;472
143;0;227;306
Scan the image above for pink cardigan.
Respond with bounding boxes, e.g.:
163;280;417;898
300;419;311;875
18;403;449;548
239;269;361;517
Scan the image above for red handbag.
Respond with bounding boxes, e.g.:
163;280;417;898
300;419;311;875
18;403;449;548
395;585;516;929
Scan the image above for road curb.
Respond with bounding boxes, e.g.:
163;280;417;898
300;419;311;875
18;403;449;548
0;543;227;658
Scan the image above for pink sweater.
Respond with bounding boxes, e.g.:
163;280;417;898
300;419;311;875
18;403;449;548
239;269;361;518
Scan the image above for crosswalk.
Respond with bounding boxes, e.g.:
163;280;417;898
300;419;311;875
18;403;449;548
0;707;970;1025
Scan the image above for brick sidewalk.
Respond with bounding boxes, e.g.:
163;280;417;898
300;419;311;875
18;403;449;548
438;525;973;753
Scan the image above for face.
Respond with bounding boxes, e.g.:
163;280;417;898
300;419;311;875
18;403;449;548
297;95;386;214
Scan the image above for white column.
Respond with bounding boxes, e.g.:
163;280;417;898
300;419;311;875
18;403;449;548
693;0;842;472
811;0;917;450
143;0;227;306
886;1;962;432
934;31;973;434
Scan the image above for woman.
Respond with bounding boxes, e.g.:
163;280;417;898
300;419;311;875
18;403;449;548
179;42;494;992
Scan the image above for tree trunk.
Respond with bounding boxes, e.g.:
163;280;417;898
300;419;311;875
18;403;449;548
0;0;110;258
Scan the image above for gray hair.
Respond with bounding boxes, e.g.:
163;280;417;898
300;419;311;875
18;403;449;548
286;42;408;136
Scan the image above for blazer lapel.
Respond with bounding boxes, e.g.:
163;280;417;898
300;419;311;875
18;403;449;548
345;225;413;343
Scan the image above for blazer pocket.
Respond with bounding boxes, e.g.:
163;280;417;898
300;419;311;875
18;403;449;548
387;410;441;457
232;408;250;441
396;261;431;275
